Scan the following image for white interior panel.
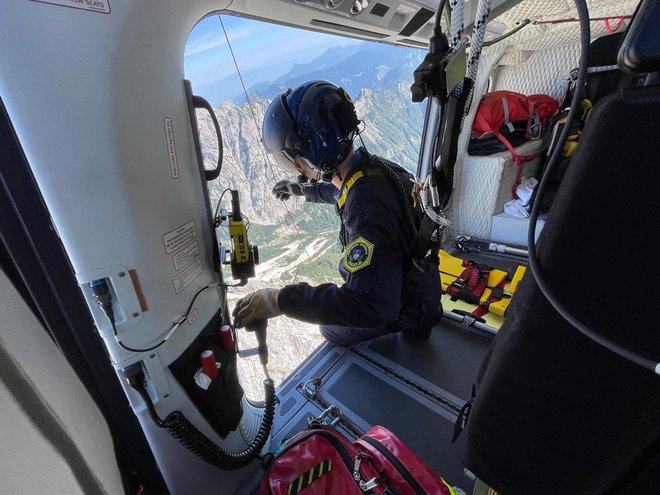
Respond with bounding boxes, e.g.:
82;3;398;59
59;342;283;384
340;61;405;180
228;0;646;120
492;43;580;101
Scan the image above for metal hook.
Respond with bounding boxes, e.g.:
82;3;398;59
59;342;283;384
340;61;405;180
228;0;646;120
315;405;343;427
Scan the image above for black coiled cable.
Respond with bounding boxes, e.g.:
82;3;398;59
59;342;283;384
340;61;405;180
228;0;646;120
370;155;419;243
161;378;276;470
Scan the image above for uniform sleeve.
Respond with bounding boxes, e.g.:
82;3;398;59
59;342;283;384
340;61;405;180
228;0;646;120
302;182;338;204
278;182;404;327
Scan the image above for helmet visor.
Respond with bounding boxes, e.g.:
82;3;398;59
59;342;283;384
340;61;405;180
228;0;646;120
263;92;301;154
268;151;321;179
268;150;299;176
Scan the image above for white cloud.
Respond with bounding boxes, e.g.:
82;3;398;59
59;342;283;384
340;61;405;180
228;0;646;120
185;20;266;57
185;29;225;57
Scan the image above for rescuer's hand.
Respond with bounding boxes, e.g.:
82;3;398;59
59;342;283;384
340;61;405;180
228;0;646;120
233;288;283;327
272;180;304;201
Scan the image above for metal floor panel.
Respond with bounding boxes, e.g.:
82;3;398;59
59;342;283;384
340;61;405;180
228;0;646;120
362;318;493;402
238;321;493;493
322;359;471;488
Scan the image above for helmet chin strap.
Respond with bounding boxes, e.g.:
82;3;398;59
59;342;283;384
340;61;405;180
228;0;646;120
319;154;345;182
317;153;342;182
320;169;335;182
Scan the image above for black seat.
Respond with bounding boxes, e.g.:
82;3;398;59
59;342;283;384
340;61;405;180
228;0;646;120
584;32;627;104
463;2;660;494
535;31;641;213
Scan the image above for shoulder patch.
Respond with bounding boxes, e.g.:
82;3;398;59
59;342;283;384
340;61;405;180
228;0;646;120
343;236;374;273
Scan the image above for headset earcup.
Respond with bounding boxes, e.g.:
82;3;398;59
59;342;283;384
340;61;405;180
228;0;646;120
337;87;359;132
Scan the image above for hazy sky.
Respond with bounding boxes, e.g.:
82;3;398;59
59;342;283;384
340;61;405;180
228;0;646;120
185;15;358;103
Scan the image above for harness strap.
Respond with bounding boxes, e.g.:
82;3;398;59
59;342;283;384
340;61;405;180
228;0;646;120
440;250;528;318
472;278;508;318
473;265;527;318
511;154;538;199
336;165;389;249
492;129;520;163
447;260;491;305
501;96;515;133
491;129;539;199
336;154;422;257
525;100;542;139
336;170;371;210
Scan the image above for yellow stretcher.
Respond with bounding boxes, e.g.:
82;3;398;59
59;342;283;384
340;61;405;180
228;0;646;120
439;250;527;330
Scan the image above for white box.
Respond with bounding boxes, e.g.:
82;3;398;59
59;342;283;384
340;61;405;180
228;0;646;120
490;212;545;247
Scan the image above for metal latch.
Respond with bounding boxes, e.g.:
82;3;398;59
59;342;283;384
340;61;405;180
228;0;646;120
308;405;343;428
353;455;381;492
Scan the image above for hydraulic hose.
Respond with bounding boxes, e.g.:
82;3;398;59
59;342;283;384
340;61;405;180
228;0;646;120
162;378;276;470
127;362;277;470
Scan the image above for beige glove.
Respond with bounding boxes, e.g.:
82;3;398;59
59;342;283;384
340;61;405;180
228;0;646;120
233;288;282;327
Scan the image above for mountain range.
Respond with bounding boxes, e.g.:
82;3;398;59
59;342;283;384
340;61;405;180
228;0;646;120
240;42;424;102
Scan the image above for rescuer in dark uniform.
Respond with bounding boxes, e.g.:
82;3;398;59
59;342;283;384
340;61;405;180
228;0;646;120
233;80;441;343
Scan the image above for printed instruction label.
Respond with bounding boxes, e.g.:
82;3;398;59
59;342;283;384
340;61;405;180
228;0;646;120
173;241;200;271
163;220;196;254
173;258;202;294
164;117;179;179
30;0;111;14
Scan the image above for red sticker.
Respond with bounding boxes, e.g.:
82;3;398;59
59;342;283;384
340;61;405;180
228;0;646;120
187;309;199;325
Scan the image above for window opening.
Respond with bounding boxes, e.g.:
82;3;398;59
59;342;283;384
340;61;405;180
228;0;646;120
185;14;426;400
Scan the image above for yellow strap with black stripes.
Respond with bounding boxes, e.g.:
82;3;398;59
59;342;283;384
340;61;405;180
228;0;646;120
287;458;333;495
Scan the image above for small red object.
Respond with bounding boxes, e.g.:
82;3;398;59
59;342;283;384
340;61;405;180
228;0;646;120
200;350;218;380
605;17;625;33
219;324;235;350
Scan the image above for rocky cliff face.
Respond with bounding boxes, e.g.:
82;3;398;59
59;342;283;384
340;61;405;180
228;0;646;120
196;98;288;224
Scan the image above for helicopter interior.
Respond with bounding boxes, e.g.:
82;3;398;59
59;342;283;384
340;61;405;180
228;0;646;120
0;0;658;494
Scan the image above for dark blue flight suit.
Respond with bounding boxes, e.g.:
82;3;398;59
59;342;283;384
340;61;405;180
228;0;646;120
277;148;442;343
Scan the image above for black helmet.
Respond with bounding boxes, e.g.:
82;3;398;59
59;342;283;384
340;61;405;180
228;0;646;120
262;80;359;175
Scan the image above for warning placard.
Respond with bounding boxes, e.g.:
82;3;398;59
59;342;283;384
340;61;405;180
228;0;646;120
173;258;202;294
30;0;111;14
173;241;200;271
163;221;196;255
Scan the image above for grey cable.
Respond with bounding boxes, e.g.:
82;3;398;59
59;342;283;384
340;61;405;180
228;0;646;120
218;15;322;283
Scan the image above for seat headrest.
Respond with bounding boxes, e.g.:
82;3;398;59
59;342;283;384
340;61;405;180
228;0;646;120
588;33;624;68
618;0;660;74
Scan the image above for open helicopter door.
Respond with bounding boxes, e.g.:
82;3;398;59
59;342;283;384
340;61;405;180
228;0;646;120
0;0;274;492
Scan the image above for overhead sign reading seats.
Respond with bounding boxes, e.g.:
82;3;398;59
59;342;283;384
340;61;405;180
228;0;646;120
30;0;111;14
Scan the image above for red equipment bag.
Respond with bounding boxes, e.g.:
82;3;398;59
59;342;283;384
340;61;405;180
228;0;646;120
261;424;457;495
472;90;559;164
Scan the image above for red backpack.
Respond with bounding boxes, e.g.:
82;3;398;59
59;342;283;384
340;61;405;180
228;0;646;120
261;424;457;495
472;90;559;164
